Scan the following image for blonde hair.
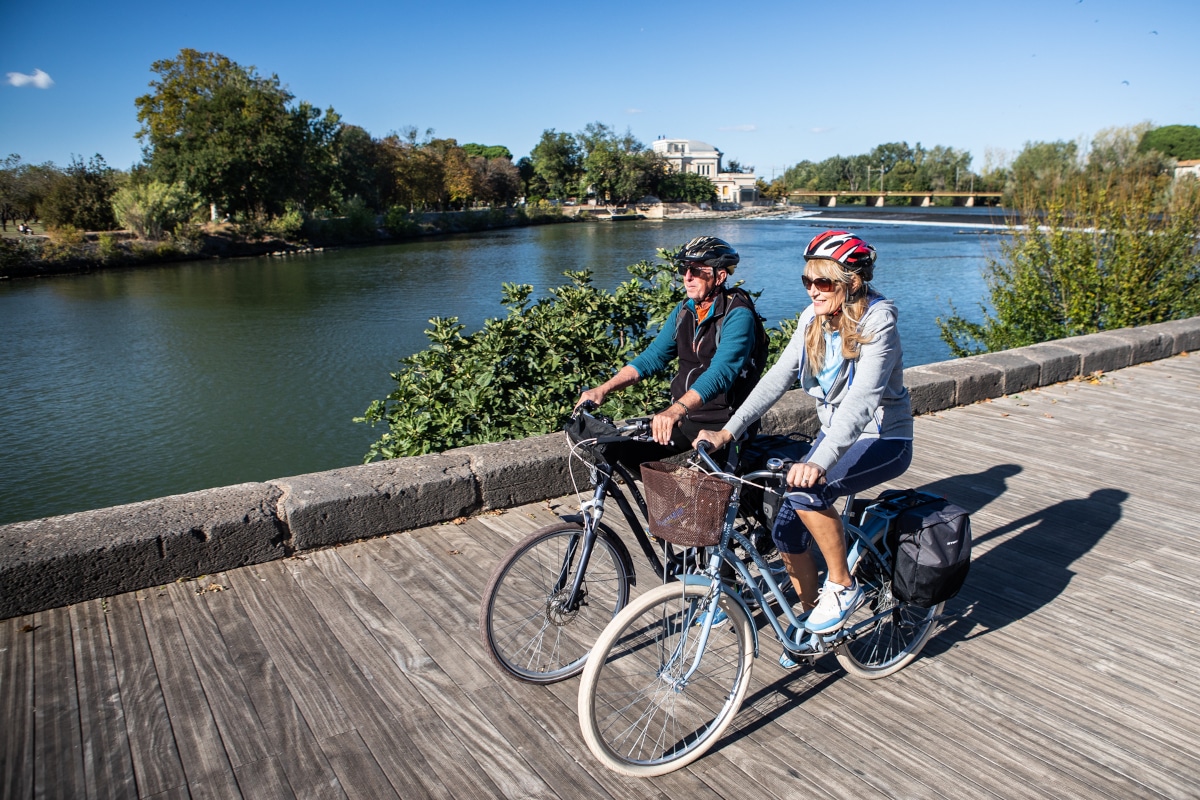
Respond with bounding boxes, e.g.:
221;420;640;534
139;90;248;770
803;258;875;376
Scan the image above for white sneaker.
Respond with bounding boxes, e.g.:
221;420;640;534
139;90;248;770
804;579;864;634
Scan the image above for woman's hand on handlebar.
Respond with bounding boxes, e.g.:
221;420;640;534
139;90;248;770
692;428;734;453
787;461;826;489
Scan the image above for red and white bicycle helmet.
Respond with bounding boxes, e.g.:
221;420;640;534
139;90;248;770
803;230;876;281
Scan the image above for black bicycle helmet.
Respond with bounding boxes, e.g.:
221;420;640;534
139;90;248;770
679;236;739;273
803;230;876;282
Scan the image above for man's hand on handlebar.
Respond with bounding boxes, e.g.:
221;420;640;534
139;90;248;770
574;387;606;412
650;405;684;445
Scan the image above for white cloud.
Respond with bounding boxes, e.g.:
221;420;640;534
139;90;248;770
7;69;55;89
719;124;757;132
811;126;833;134
626;108;644;114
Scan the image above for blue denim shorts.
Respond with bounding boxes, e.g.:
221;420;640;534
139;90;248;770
771;436;913;555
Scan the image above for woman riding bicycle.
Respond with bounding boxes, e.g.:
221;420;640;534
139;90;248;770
695;230;913;644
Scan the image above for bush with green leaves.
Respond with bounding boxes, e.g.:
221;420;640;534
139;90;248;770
938;179;1200;356
358;251;797;459
111;180;199;240
358;256;683;458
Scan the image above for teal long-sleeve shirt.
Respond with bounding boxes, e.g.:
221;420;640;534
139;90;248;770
628;299;756;403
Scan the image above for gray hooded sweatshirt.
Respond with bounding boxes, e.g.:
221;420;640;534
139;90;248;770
723;293;913;473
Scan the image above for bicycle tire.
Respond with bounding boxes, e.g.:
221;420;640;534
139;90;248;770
578;580;754;776
480;521;632;684
835;541;942;679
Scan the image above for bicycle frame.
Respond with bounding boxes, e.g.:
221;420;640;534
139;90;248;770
687;453;903;661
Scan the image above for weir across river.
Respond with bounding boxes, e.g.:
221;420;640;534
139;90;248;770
2;327;1199;797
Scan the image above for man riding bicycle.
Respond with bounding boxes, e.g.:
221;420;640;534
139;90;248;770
576;236;766;473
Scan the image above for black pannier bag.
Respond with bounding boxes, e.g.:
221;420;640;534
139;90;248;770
877;490;972;608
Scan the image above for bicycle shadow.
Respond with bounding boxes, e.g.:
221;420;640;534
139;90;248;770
716;467;1130;749
922;487;1129;655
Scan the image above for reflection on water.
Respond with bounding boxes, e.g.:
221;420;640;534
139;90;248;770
0;213;992;523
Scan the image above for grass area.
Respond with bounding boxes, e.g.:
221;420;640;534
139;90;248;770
0;221;47;238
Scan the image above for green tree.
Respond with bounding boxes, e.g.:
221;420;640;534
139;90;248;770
1137;124;1200;160
578;123;664;205
1005;139;1080;206
938;178;1200;356
463;143;513;160
41;155;118;231
658;171;716;203
529;129;582;199
0;155;59;230
135;48;340;217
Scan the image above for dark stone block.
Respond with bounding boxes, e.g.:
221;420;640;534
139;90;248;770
973;350;1041;394
1019;342;1082;385
273;454;478;551
903;367;958;415
0;483;283;618
1056;332;1132;375
920;359;1004;406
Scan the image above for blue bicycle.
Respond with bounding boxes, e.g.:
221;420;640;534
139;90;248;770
577;442;945;776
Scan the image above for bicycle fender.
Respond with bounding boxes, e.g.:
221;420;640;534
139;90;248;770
678;574;760;659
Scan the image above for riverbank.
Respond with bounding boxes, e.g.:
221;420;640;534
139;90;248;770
0;203;796;281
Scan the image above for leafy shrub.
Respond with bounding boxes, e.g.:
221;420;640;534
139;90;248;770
358;254;689;459
357;250;797;459
111;180;198;239
265;205;306;241
938;178;1200;355
383;206;420;237
97;232;121;262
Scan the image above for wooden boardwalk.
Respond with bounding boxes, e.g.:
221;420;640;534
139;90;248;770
3;355;1200;799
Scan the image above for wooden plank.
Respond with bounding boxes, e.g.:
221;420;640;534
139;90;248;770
270;733;350;800
69;599;138;800
232;756;297;800
198;572;323;760
237;560;455;800
287;550;521;799
0;615;35;800
105;592;187;797
164;581;271;768
316;730;400;800
135;586;242;799
222;566;352;741
31;607;86;798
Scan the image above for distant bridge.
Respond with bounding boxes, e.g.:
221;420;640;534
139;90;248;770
788;190;1003;207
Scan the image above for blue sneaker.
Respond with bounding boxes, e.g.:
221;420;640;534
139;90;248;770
804;579;864;634
693;604;728;629
778;620;813;668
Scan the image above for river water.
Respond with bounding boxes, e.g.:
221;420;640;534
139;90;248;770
0;207;1003;524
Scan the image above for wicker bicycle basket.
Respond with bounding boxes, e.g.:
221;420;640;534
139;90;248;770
640;461;734;548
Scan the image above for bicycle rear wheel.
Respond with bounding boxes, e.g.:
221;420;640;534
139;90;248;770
481;522;631;684
578;580;754;777
835;543;942;679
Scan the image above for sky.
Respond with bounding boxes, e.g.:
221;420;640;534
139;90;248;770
2;0;1197;179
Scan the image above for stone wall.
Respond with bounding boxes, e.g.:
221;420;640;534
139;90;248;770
2;317;1198;618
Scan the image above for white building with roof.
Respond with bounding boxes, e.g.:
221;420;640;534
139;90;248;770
651;138;758;205
1174;159;1200;180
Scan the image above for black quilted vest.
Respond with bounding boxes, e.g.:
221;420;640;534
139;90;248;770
669;288;761;425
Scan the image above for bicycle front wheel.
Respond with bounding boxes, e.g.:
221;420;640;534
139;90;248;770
578;581;754;777
835;544;943;679
481;522;631;684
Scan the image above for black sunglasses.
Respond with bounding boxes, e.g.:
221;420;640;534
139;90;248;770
802;275;838;292
676;262;714;278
